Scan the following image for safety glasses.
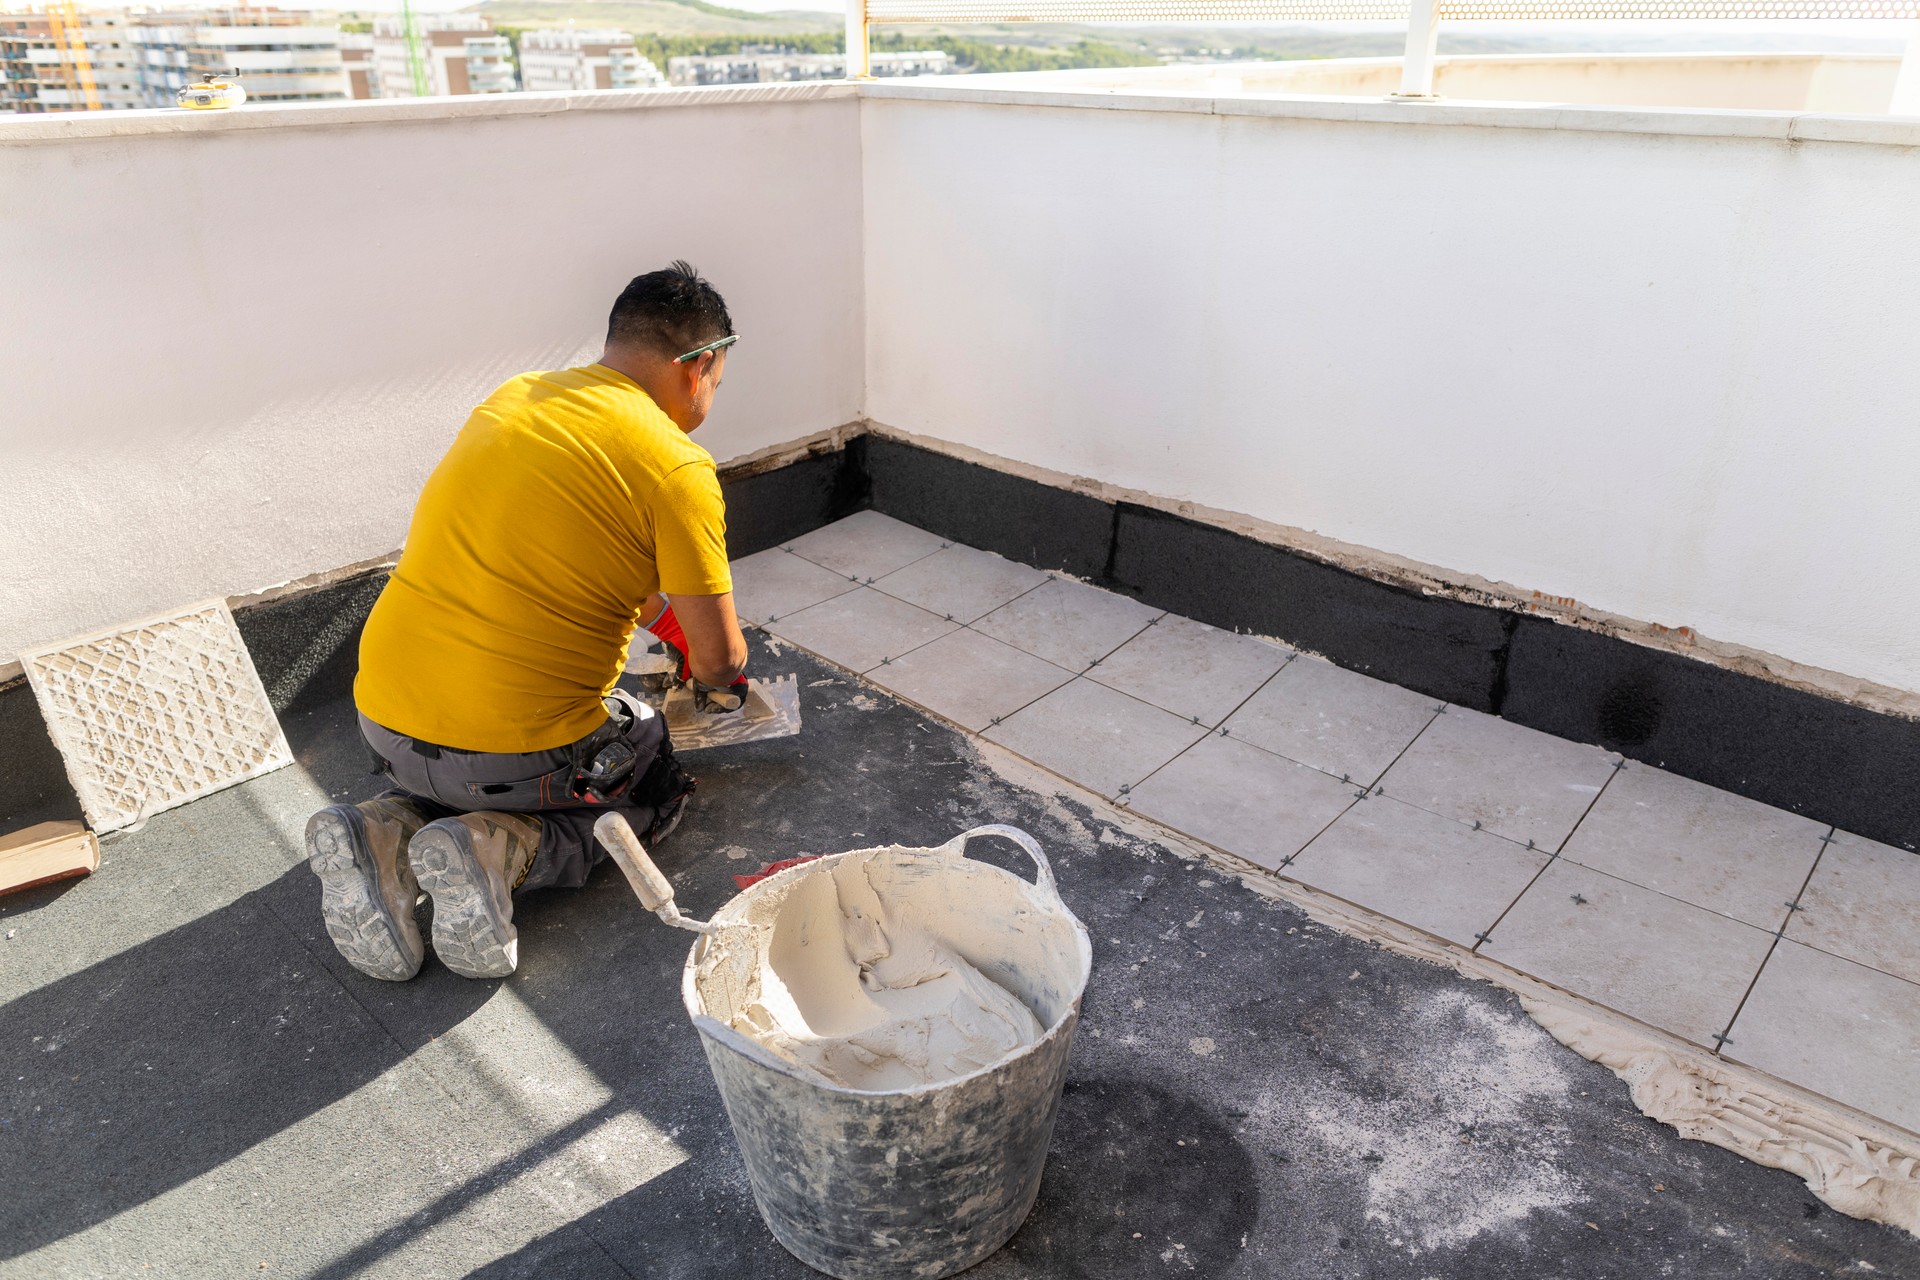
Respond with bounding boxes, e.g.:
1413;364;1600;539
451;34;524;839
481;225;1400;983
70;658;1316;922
672;333;740;365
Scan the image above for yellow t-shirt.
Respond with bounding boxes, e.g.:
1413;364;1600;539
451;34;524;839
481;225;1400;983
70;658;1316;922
355;364;731;753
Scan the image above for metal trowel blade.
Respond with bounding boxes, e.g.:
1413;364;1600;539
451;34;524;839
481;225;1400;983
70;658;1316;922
665;675;802;749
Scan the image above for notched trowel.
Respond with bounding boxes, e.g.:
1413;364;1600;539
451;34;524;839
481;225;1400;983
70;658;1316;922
664;675;802;750
625;643;802;749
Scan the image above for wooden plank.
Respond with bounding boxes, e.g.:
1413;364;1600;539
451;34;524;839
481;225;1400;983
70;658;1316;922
0;819;98;897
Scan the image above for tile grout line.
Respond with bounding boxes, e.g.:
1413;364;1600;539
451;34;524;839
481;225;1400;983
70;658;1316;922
1114;654;1299;804
968;604;1172;763
1710;825;1836;1059
1469;750;1626;955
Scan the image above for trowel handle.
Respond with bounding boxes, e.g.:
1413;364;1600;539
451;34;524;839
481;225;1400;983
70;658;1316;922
594;812;725;935
596;812;675;910
941;824;1060;905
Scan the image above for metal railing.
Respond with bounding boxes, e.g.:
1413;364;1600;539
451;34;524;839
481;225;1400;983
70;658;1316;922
845;0;1920;95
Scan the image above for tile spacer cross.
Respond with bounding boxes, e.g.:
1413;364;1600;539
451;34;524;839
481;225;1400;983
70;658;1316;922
1711;1032;1734;1048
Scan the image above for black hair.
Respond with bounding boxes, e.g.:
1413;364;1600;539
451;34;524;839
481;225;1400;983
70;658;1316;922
606;261;733;360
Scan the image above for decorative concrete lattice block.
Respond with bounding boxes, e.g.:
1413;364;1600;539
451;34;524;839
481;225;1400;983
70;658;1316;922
22;601;293;832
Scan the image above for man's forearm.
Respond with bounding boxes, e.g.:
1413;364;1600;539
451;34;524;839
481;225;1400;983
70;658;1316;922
657;592;748;687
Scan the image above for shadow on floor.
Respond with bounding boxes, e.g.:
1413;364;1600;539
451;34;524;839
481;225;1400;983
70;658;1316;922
6;634;1919;1278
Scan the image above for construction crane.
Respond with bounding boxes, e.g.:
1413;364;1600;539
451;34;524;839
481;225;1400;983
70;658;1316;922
400;0;428;96
44;0;99;112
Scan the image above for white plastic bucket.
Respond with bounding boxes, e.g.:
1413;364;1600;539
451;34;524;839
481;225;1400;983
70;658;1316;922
682;825;1092;1279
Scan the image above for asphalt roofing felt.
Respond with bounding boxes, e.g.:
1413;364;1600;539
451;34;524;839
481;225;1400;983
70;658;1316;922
4;632;1917;1279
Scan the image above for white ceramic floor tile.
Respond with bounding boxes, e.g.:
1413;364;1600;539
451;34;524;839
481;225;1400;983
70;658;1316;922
1481;860;1774;1048
1089;615;1290;728
1788;831;1920;986
764;587;956;675
983;678;1207;799
1378;707;1618;851
861;627;1074;732
1125;733;1355;872
1288;794;1550;949
973;577;1162;672
782;511;948;582
1222;656;1438;785
1559;762;1826;930
870;544;1050;624
1727;939;1920;1134
727;547;860;626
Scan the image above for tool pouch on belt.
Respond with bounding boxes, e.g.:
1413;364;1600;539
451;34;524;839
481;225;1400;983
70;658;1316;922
452;693;686;811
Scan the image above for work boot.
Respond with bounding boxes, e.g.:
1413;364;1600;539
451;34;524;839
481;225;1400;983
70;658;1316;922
306;797;433;982
407;812;542;980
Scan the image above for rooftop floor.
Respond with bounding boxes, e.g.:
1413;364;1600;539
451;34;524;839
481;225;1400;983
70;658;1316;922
5;608;1919;1274
747;512;1920;1139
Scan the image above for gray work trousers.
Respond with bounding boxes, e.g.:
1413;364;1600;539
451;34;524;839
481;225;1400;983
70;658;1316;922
358;690;688;895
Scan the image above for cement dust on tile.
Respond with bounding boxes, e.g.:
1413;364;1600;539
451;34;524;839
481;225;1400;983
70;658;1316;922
862;627;1073;732
1379;706;1617;851
1221;655;1439;787
1088;615;1290;728
1287;794;1549;948
1125;733;1354;872
762;586;956;675
1481;860;1775;1048
727;547;860;626
973;577;1162;673
870;543;1049;624
782;510;948;581
983;678;1207;799
1787;830;1920;986
1560;761;1826;930
1725;938;1920;1134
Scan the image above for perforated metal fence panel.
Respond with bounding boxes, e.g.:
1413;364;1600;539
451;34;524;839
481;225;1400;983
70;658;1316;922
22;602;293;833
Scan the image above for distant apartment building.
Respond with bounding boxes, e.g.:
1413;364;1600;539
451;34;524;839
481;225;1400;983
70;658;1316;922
370;16;515;97
0;10;144;113
666;48;952;87
518;29;663;93
339;31;378;100
130;9;348;107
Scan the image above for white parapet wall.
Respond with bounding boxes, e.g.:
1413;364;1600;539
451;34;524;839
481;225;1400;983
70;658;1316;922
0;87;864;667
861;84;1920;701
5;78;1919;706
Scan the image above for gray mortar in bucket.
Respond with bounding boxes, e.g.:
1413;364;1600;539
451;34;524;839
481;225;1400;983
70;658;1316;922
598;815;1092;1280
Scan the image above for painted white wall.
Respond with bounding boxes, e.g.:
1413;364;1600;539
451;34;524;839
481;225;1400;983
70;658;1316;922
861;95;1920;697
0;91;864;664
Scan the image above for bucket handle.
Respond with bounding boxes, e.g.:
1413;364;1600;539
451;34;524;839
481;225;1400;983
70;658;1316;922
938;824;1062;907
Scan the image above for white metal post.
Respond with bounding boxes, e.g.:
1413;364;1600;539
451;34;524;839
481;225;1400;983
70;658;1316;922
846;0;871;79
1892;19;1920;116
1395;0;1442;98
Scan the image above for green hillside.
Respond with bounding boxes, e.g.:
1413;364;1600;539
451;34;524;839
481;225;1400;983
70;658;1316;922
475;0;838;37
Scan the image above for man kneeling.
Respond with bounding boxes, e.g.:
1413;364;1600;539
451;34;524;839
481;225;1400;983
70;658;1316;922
307;262;748;981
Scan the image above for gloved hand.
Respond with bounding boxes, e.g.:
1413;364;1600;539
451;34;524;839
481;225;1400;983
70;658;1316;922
693;676;753;715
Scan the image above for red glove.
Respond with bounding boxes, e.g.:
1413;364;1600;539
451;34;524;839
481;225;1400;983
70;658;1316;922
646;602;749;699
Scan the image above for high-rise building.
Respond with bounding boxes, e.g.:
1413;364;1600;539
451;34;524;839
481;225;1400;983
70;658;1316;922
518;29;663;93
339;31;378;100
130;9;348;107
371;16;515;97
0;10;143;113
